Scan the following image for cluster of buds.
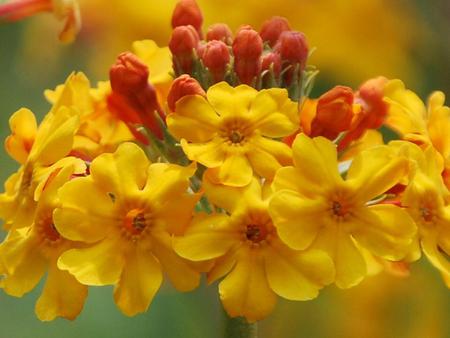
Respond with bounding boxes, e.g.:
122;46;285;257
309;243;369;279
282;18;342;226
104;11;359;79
168;0;313;101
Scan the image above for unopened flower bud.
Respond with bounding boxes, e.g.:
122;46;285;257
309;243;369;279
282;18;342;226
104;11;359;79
169;25;200;74
261;52;282;78
260;16;291;47
109;52;149;95
310;86;354;140
171;0;203;37
201;40;230;83
206;23;233;45
232;28;263;85
275;30;309;70
167;75;205;111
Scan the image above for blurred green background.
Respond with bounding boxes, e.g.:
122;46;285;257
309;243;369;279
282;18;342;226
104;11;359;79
0;0;449;337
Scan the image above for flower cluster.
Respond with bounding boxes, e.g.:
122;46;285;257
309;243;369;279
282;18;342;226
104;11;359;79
0;0;448;324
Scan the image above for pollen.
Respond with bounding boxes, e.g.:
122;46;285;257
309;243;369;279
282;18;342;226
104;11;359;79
123;208;150;238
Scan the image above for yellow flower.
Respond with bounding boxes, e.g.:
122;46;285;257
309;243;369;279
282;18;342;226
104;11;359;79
400;143;450;279
268;134;417;288
173;177;334;322
0;105;81;229
384;79;450;187
167;82;299;186
0;162;88;321
53;142;201;316
45;73;135;159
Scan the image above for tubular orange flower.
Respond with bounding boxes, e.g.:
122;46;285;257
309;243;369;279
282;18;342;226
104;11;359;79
173;177;334;322
269;134;417;288
166;82;299;186
53;142;201;316
0;162;87;321
0;0;81;43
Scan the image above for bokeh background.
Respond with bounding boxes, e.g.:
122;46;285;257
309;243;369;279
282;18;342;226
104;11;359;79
0;0;449;337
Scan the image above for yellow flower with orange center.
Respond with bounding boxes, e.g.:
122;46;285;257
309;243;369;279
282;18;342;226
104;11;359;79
268;134;417;288
0;163;88;321
167;82;299;186
53;142;201;316
173;176;334;322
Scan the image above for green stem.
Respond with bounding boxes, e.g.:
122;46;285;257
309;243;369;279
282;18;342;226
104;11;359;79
225;317;258;338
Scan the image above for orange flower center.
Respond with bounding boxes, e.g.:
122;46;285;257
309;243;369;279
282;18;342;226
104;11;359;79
220;118;253;145
37;213;61;243
419;205;436;223
124;208;149;237
245;224;268;243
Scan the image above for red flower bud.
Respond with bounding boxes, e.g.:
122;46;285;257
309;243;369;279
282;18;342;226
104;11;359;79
171;0;203;37
275;30;309;69
260;16;291;47
206;23;233;45
109;52;164;140
167;75;205;111
109;52;149;95
310;86;354;140
201;40;230;83
169;25;200;74
261;52;282;78
232;28;263;85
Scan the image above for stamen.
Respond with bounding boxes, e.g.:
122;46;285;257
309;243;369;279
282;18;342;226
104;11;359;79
245;224;268;243
229;130;244;144
124;208;149;237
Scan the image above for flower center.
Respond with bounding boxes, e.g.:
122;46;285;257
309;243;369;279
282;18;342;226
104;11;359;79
420;206;435;223
20;165;33;194
37;214;61;243
124;208;149;236
245;223;269;243
330;199;352;220
229;130;244;144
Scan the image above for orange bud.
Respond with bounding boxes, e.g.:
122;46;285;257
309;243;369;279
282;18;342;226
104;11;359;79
109;52;149;95
274;31;309;69
169;25;200;74
232;28;263;85
206;23;233;45
109;52;164;140
167;75;205;111
171;0;203;37
310;86;354;140
260;16;291;47
201;40;230;83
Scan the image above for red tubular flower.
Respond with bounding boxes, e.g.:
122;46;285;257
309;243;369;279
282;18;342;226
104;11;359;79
206;23;233;45
201;40;230;83
261;52;282;79
171;0;203;38
274;30;309;70
167;75;205;111
232;28;263;85
339;76;389;150
109;52;164;140
260;16;291;47
310;86;354;140
169;25;200;74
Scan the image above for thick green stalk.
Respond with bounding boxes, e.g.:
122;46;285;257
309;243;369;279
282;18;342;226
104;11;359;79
225;317;258;338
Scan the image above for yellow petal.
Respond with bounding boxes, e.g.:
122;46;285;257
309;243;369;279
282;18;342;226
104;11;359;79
349;205;416;260
151;231;200;292
250;89;299;137
173;213;238;261
207;249;238;284
114;246;162;316
347;146;408;202
30;106;80;166
205;154;253;187
180;137;226;168
291;134;342;190
203;175;262;213
57;237;125;286
90;142;150;196
250;136;292;166
132;40;172;86
246;141;284;180
206;82;258;117
54;177;116;243
219;248;277;322
35;265;88;321
167;94;219;142
0;231;47;297
421;234;450;275
269;190;328;250
264;238;334;300
312;225;366;289
5;108;37;164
